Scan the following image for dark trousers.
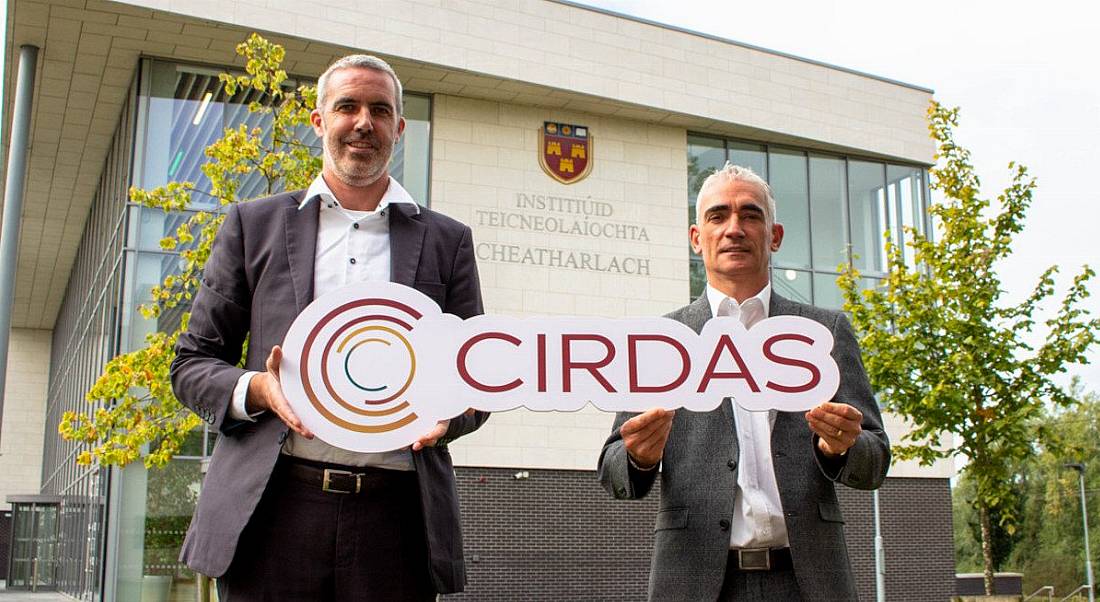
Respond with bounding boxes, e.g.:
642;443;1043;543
216;457;436;602
718;551;802;601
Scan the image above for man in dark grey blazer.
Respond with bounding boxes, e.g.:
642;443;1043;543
171;55;485;600
598;163;889;601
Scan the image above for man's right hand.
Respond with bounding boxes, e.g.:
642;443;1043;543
246;345;313;439
620;408;675;470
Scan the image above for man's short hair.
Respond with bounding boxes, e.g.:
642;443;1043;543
695;162;777;228
316;54;404;115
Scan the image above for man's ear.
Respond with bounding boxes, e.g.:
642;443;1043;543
689;223;702;254
770;222;785;252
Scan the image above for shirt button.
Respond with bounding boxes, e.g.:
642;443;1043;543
349;258;356;264
353;223;359;229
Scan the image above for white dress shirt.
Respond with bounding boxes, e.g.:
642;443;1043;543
705;283;791;550
228;174;421;470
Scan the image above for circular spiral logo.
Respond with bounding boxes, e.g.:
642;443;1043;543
286;290;435;446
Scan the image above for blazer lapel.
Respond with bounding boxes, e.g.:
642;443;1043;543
769;290;801;318
389;203;426;287
681;294;712;334
284;192;317;313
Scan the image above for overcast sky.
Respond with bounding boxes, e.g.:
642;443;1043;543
578;0;1100;394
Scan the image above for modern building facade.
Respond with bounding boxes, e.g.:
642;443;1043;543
0;0;955;600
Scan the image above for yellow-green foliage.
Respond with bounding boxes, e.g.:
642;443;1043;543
59;34;321;468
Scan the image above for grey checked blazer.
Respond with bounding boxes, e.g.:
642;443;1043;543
597;292;889;601
171;190;487;593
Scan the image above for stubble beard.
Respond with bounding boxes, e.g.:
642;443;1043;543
324;134;393;188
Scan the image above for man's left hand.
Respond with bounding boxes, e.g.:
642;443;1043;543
805;402;862;458
412;420;449;451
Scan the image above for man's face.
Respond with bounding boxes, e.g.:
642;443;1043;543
690;178;784;288
310;67;406;188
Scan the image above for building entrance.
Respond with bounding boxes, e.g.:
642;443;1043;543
5;496;61;591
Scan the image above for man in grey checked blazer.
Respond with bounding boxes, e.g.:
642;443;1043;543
598;163;889;601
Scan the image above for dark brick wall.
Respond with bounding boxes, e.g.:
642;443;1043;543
837;477;957;602
446;468;658;601
445;469;955;602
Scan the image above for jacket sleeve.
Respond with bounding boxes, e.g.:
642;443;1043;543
442;226;489;441
812;312;891;490
597;411;659;500
170;204;252;434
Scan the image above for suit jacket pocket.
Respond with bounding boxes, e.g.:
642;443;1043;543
818;501;845;523
655;506;688;531
415;280;446;307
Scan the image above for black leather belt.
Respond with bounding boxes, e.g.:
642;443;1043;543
276;455;406;494
727;547;793;571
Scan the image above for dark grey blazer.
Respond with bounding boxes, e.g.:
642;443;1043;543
170;190;486;593
597;292;889;601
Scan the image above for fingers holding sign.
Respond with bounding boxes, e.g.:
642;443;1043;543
412;420;450;451
621;408;676;470
248;345;314;439
805;401;862;458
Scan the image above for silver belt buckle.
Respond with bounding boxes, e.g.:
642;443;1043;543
322;469;361;494
737;548;771;571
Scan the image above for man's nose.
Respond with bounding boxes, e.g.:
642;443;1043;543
354;108;373;132
722;215;745;238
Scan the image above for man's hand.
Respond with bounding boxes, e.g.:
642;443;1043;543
246;345;313;439
411;408;480;451
805;401;862;458
412;420;450;451
620;408;676;469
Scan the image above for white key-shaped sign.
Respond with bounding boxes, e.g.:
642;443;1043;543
280;282;840;452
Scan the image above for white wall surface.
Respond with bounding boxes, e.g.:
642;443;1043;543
0;328;51;509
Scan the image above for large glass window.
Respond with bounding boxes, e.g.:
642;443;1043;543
727;141;767;180
769;149;810;269
848;160;888;275
888;164;925;266
686;134;928;308
809;155;848;273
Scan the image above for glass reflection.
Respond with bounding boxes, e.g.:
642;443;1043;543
812;272;846;310
888;164;925;266
772;268;812;305
809;155;848;271
848;160;888;274
728;141;767;180
769;149;810;269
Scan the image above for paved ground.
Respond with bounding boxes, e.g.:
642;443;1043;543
0;583;73;601
0;593;72;601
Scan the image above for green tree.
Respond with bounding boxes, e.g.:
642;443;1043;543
838;102;1100;595
58;34;320;468
1008;384;1100;596
953;472;1023;574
